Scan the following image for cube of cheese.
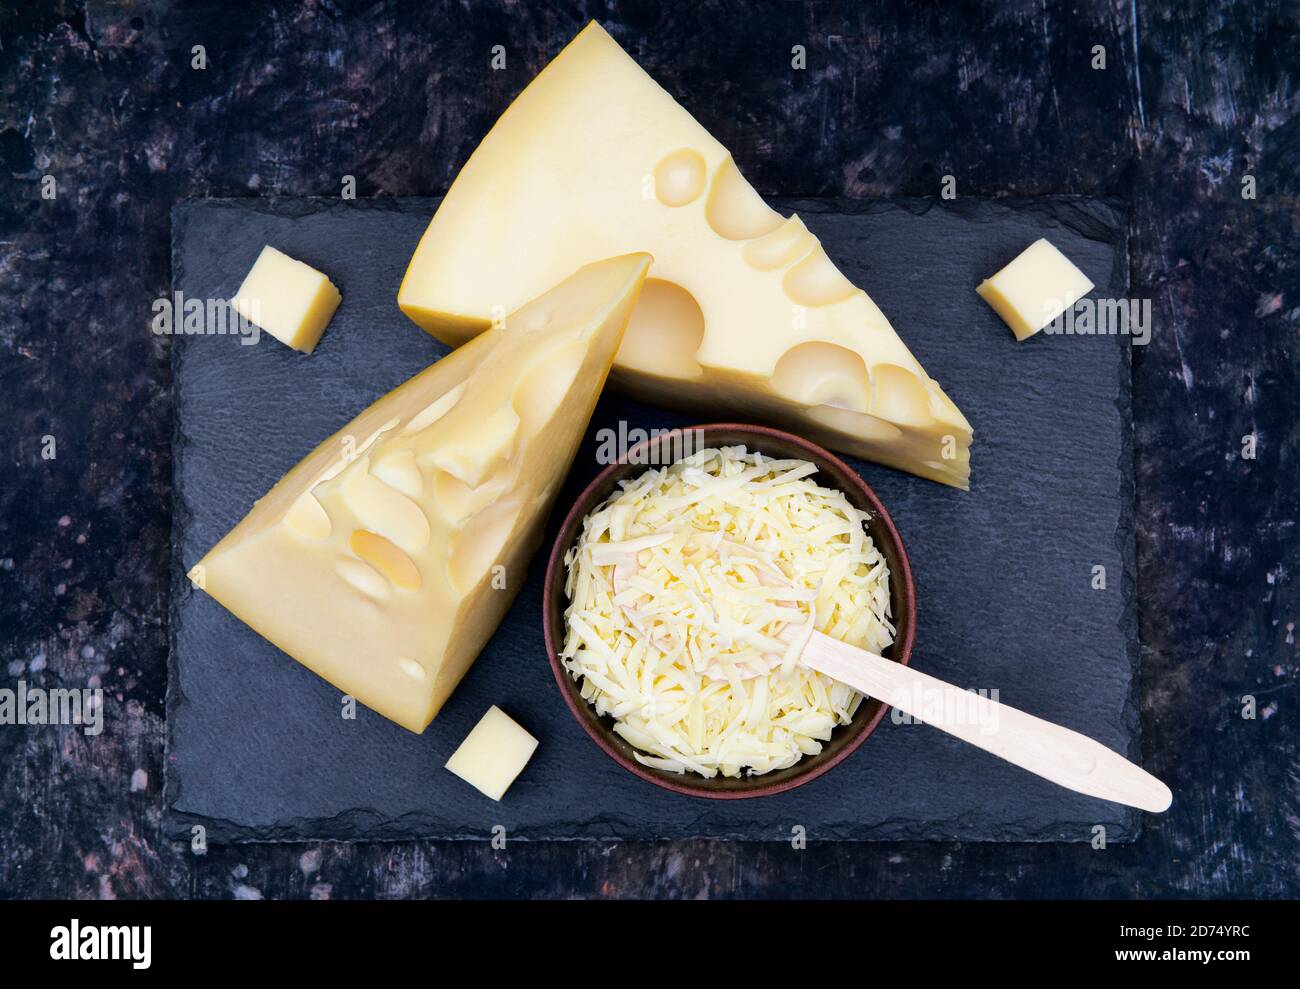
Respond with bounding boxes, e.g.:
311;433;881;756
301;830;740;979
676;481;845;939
976;239;1095;341
232;245;342;353
398;22;973;489
445;706;539;801
191;253;651;732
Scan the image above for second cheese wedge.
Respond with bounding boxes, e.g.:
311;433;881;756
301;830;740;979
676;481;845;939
399;22;972;488
191;253;651;733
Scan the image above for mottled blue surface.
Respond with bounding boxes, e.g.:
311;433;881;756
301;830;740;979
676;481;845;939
0;1;1295;897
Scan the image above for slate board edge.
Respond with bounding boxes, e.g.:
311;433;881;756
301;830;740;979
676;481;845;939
161;200;199;843
163;195;1142;845
1112;204;1146;828
1094;200;1142;761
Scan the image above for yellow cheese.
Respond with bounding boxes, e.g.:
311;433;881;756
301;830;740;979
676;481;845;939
191;253;651;732
976;238;1095;341
445;705;539;801
398;22;973;489
233;245;342;353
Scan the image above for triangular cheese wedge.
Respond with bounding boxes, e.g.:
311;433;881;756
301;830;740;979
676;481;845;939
399;21;972;488
192;253;651;732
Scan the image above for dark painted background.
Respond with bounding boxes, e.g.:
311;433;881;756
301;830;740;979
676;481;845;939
0;0;1296;898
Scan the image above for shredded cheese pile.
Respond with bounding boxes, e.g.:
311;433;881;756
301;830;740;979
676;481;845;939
561;445;893;778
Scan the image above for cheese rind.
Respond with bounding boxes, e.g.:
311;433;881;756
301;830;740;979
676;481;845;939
397;21;973;489
192;253;651;732
445;706;539;801
233;245;342;353
976;238;1095;341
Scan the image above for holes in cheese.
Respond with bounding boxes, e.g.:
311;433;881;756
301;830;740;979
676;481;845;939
396;657;427;681
348;529;422;592
705;157;783;241
335;557;390;601
395;23;973;488
284;490;331;540
308;416;401;491
340;456;432;552
447;500;521;595
431;469;503;525
783;245;859;307
742;216;817;271
653;148;707;206
772;341;872;412
614;279;705;380
371;449;423;498
403;382;467;435
806;405;904;443
428;405;520;489
357;417;402;456
512;338;586;436
192;252;652;732
868;364;936;428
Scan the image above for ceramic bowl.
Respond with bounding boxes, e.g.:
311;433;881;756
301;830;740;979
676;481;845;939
543;423;915;799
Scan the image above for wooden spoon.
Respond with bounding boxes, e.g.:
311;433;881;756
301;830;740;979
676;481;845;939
779;624;1172;813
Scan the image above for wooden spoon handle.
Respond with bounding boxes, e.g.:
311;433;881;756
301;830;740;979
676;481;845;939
799;630;1172;813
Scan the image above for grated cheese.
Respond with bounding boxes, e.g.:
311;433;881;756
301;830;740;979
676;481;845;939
561;445;893;778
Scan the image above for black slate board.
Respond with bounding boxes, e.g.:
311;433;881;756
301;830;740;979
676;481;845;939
165;196;1137;843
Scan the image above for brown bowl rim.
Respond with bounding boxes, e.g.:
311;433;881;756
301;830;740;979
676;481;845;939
543;423;916;800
